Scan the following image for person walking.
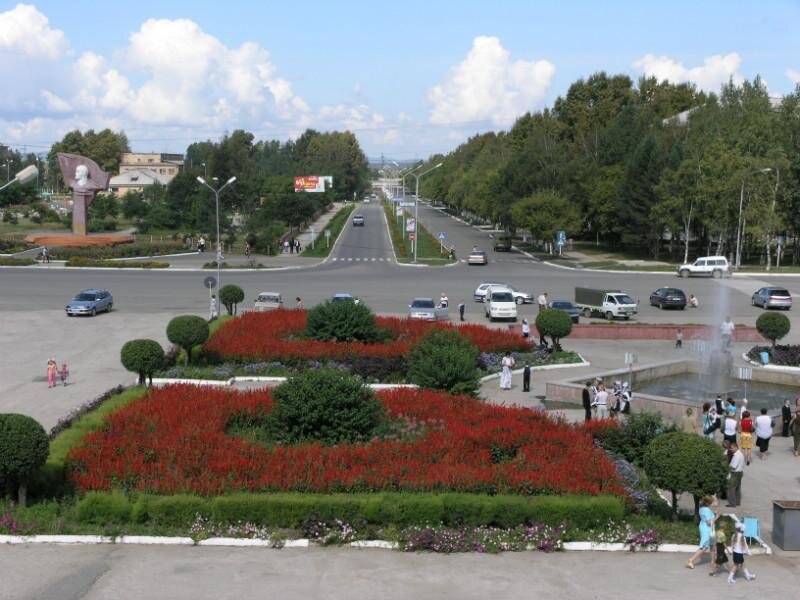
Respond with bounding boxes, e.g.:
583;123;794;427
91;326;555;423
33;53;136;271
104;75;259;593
739;410;754;465
789;409;800;456
295;297;303;309
720;316;735;348
42;246;50;263
681;407;699;435
283;239;289;254
582;381;593;422
728;522;756;583
59;362;69;387
499;351;515;390
209;294;218;321
708;521;730;576
522;363;531;393
686;496;716;569
458;302;465;322
592;383;609;419
521;318;530;339
295;239;302;253
46;359;57;388
754;407;773;460
537;292;548;313
782;399;792;437
723;411;738;446
197;237;205;252
244;241;252;258
726;442;744;507
675;328;683;349
702;403;718;441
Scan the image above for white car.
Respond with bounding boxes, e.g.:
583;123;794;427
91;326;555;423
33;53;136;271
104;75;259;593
473;282;532;305
253;292;283;311
677;256;730;278
484;286;518;322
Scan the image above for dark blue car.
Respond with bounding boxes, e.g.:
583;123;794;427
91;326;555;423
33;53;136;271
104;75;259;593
66;289;113;316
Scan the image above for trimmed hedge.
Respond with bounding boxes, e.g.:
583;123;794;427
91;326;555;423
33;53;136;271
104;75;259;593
78;492;624;530
65;257;169;268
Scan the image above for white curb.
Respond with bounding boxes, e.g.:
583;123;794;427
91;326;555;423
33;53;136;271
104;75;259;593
0;535;114;544
349;540;399;549
116;536;194;545
198;537;273;547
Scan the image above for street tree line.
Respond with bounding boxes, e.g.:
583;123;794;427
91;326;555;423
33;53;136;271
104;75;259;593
416;73;800;265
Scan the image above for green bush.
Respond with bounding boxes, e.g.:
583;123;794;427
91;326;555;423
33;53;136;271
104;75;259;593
120;340;165;385
644;432;728;519
49;241;187;260
75;491;132;524
65;257;169;268
68;491;624;530
599;412;675;467
0;257;36;266
167;315;210;365
756;311;791;347
269;369;385;445
0;414;49;506
407;329;480;395
306;299;383;342
219;284;245;316
535;308;572;350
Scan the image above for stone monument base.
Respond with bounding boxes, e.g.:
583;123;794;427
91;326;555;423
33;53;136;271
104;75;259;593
24;233;135;247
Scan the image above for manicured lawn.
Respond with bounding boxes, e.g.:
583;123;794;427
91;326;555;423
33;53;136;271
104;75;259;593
302;204;354;258
383;200;455;264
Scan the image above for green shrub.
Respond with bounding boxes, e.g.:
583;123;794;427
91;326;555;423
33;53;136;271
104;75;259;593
644;432;728;519
408;329;480;394
0;257;36;266
120;340;165;385
65;257;169;268
219;284;245;316
306;299;382;342
269;369;385;445
75;491;131;524
535;308;572;350
167;316;210;365
0;414;49;506
599;412;675;467
756;311;791;347
136;494;210;528
49;240;187;260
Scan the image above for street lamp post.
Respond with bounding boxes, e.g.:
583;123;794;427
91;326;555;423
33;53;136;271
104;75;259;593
0;165;38;193
3;160;10;182
735;168;771;270
197;175;237;309
411;162;443;264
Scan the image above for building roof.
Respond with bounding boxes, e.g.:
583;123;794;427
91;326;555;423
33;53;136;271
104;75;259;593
109;168;171;187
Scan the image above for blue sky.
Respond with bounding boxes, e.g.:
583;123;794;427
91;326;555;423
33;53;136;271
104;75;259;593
0;1;798;160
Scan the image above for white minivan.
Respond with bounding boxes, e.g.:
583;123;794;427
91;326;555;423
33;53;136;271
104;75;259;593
484;286;518;322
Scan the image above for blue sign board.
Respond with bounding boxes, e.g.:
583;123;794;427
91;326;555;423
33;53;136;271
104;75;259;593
437;232;446;240
556;230;566;246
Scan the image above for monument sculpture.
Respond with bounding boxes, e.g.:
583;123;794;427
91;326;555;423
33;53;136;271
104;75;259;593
56;153;110;236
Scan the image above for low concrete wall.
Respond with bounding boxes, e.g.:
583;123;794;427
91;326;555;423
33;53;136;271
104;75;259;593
519;324;763;342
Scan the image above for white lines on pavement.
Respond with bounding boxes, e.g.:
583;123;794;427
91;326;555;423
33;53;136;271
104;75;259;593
331;257;394;262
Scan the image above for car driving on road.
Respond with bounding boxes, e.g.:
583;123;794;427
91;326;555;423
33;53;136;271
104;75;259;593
473;282;532;304
468;250;488;265
65;289;113;316
352;214;365;226
484;286;518;322
649;287;687;310
677;256;729;278
751;287;792;310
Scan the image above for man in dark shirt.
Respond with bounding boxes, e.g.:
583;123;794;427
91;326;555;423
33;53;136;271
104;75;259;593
582;381;592;422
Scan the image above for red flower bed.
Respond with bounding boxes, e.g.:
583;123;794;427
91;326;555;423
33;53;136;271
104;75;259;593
67;385;624;497
203;310;529;362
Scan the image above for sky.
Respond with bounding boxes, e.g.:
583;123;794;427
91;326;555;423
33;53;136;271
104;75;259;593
0;1;798;161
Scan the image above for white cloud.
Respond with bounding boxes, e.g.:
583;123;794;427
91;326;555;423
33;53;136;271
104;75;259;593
428;36;555;126
0;3;68;59
787;69;800;85
632;52;743;91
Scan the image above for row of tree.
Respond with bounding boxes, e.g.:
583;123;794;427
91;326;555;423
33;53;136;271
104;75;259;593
415;74;800;265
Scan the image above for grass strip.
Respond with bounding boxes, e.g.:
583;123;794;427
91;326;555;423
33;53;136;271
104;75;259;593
65;257;169;268
302;204;355;258
383;201;455;264
0;257;36;266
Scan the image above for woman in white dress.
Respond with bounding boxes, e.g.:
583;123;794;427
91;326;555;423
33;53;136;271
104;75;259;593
500;351;515;390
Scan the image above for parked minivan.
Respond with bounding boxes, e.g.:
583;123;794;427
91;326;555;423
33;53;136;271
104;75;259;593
484;286;518;322
677;256;730;278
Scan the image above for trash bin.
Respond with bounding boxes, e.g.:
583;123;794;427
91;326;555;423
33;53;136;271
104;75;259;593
760;351;770;365
772;500;800;550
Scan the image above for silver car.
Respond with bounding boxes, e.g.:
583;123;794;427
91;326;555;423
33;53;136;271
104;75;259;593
751;287;792;310
473;282;532;305
65;289;113;316
408;297;449;320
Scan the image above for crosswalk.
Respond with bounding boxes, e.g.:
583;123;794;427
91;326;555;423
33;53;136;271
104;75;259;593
330;257;394;262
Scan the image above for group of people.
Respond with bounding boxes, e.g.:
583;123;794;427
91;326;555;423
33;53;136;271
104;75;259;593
582;378;632;421
498;351;532;392
282;239;302;254
46;359;68;388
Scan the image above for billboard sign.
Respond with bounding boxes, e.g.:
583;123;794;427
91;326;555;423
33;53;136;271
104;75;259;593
294;176;333;193
406;218;416;233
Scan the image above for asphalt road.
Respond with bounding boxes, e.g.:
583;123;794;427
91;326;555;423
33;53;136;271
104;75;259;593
1;200;799;330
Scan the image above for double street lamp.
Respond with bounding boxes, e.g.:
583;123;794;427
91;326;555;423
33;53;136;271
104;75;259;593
735;167;772;270
197;175;237;305
410;162;443;264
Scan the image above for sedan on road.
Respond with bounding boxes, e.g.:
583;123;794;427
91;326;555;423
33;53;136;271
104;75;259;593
752;287;792;310
352;214;365;226
467;250;488;265
473;282;532;304
408;297;449;321
649;287;687;310
548;300;580;323
65;289;113;316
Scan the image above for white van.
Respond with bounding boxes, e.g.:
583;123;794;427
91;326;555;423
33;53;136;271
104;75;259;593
677;256;730;278
484;286;518;322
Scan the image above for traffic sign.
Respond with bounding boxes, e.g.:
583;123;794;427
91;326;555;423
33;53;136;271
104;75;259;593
408;233;416;241
556;230;566;246
203;276;217;289
399;201;415;207
395;206;403;216
437;232;446;240
406;219;416;233
325;229;331;238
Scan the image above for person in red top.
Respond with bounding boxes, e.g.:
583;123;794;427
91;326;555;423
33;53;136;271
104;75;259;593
739;410;754;465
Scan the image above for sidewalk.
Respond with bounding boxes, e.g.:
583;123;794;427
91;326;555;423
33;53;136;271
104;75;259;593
480;338;800;559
